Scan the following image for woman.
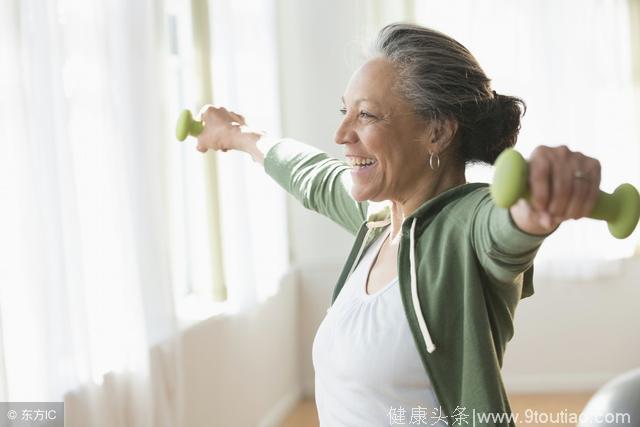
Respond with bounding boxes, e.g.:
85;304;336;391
194;23;600;426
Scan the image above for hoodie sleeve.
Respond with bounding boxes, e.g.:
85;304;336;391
470;189;551;298
262;138;368;236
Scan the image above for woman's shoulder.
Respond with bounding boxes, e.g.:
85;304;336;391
429;184;495;236
445;183;493;215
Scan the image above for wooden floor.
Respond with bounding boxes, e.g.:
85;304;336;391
280;393;593;427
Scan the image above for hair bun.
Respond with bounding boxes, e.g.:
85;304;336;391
491;93;526;164
459;92;526;165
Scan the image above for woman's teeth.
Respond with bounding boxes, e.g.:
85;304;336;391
348;158;377;168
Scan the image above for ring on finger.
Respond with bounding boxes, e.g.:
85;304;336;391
573;169;590;181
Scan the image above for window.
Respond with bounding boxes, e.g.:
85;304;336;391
417;0;640;279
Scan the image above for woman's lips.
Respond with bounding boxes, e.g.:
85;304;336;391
350;160;378;176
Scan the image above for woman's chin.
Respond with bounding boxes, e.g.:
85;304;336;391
351;187;381;203
350;187;369;202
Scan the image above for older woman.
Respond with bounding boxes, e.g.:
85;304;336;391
195;23;600;427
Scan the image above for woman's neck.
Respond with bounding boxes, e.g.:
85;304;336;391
387;167;466;244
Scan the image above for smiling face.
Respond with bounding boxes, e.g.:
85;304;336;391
335;57;436;203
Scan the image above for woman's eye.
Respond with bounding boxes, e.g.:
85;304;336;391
339;108;376;120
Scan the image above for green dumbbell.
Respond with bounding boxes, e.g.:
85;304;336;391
491;148;640;239
175;109;204;141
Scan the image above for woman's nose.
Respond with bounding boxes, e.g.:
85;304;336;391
334;120;354;146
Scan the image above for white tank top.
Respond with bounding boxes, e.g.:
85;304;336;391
312;226;445;426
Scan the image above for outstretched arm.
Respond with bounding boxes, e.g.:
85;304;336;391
252;136;368;236
191;105;369;235
470;191;550;288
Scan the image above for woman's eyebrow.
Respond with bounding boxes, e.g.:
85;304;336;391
341;96;380;106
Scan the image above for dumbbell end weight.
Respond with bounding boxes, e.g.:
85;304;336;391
491;149;530;209
176;109;203;141
596;183;640;239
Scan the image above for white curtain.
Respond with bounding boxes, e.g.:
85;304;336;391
163;0;289;319
415;0;640;280
207;0;290;311
0;0;185;425
356;0;416;42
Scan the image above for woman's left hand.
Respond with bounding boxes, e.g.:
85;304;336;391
509;145;601;236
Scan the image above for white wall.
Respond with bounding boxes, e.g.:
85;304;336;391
275;0;363;269
502;257;640;393
177;270;301;427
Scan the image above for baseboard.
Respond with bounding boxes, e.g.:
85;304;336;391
258;387;303;427
504;372;618;393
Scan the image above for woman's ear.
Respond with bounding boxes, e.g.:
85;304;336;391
431;117;458;149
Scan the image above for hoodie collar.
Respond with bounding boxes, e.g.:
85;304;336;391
366;204;392;229
404;182;487;224
365;183;488;228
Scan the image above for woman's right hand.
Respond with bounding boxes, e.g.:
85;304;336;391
195;105;249;154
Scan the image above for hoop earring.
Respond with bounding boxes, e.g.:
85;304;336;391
429;151;440;171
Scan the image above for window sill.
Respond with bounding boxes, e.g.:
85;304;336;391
176;293;239;330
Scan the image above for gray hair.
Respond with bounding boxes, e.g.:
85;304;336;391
368;23;526;165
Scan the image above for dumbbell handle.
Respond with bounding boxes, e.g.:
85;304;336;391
491;148;640;239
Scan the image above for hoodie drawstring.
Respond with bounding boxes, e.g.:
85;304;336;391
341;217;436;354
410;218;437;353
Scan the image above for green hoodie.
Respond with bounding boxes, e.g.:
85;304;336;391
263;138;550;426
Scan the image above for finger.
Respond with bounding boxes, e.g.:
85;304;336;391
228;111;245;125
538;210;563;230
529;148;553;213
198;104;215;118
580;158;601;218
581;182;599;218
197;144;208;153
564;155;591;219
549;215;564;231
565;178;590;219
547;146;573;218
